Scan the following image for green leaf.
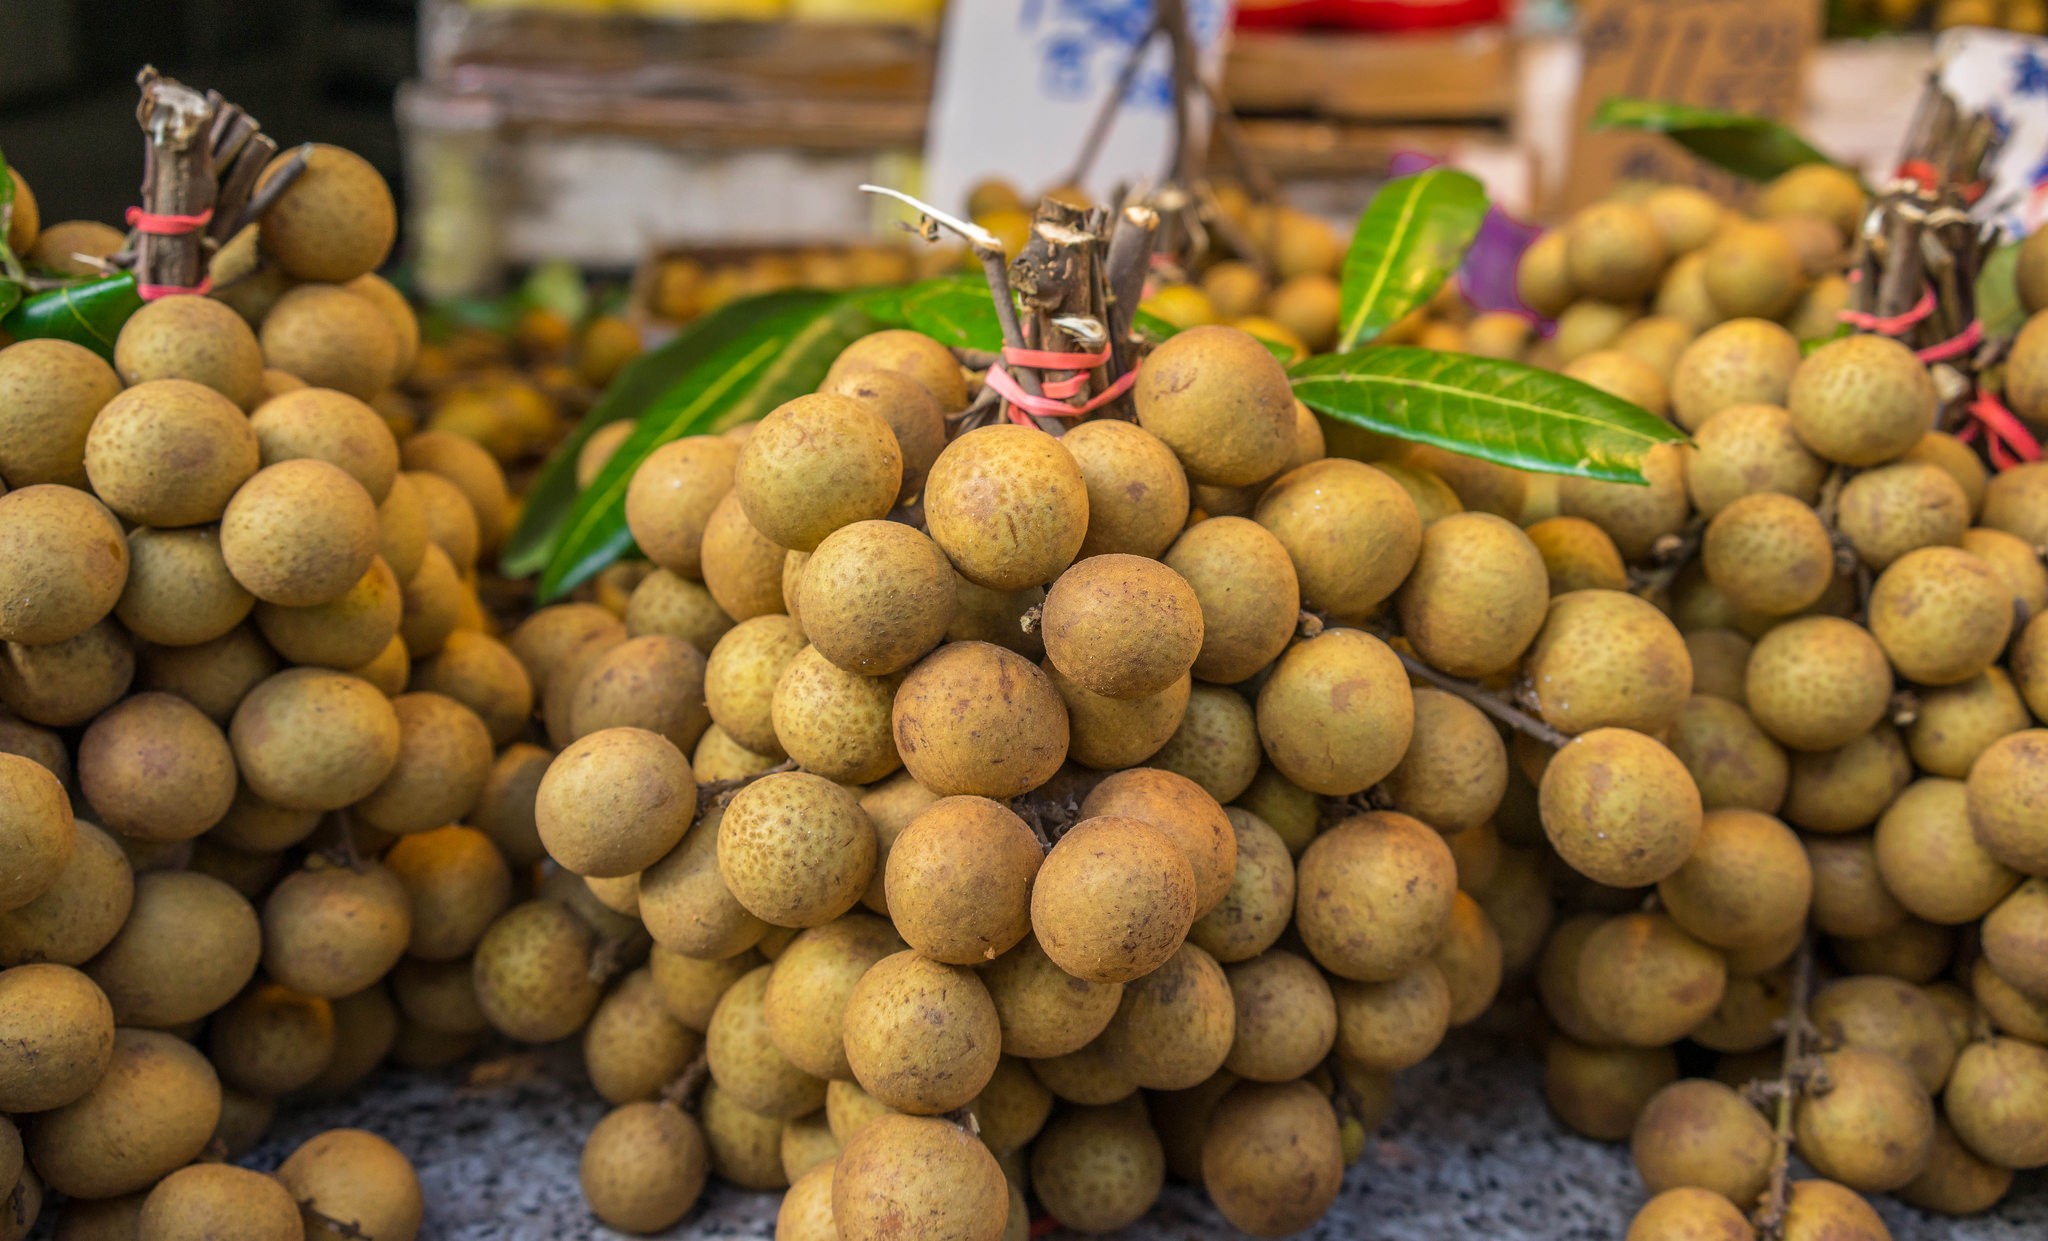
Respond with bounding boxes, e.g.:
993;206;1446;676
533;289;882;602
1288;347;1685;483
1;274;145;360
1978;241;2026;342
0;280;19;320
1592;97;1841;184
862;275;1004;351
1337;169;1489;351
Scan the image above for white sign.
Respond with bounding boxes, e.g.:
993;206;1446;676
1937;26;2048;232
921;0;1235;217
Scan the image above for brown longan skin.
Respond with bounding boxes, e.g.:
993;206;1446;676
221;459;381;607
583;969;698;1106
718;772;875;929
1809;975;1956;1095
0;486;128;647
978;933;1123;1059
637;808;767;959
885;797;1040;965
698;490;787;622
1031;816;1196;985
1256;628;1413;796
88;871;259;1026
230;668;400;811
1982;877;2048;1001
1041;554;1204;700
1382;688;1509;833
1136;325;1296;486
1686;402;1828;518
1030;1101;1166;1234
1079;767;1236;918
1967;728;2048;875
1541;728;1703;888
1048;662;1187;771
1624;1188;1755;1241
924;424;1090;591
539;726;695;879
1576;913;1727;1047
1161;517;1300;685
397;543;463;659
1794;1047;1937;1192
1658;809;1811;951
706;965;825;1119
1898;1118;2016;1216
1867;547;2012;687
26;1028;220;1200
1630;1078;1777;1206
1093;941;1234;1091
1745;617;1893;753
257;145;396;282
759;915;902;1081
78;692;235;844
1782;723;1912;834
1527;589;1694;737
0;754;72;913
1525;516;1629;594
796;520;954;676
276;1128;423;1241
1200;1081;1345;1238
138;1163;303;1241
112;295;265;411
262;862;410;1000
408;629;534;747
892;641;1069;798
1294;811;1456;982
1566;201;1667;300
384;825;514;961
1254;458;1421;619
734;393;901;552
117;526;254;648
1907;669;2028;780
704;614;807;756
1702;493;1834;617
626;567;734;654
0;964;113;1113
402;470;482;579
1875;777;2019;924
825;330;969;411
833;1113;1006;1241
1789;333;1937;466
0;819;130;967
770;646;902;784
471;742;551;870
820;366;947;504
1667;694;1789;813
1806;833;1908;939
1218;949;1334;1083
1397;511;1549;677
1945;1036;2048;1170
1060;419;1191;559
843;950;1000;1114
206;983;336;1098
472;899;604;1043
1836;462;1971;574
1332;960;1451;1072
400;432;511;553
1188;808;1294;964
579;1101;708;1234
0;339;121;490
260;286;398;402
1544;1037;1679;1142
250;387;399;503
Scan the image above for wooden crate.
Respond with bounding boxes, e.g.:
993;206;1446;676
1222;26;1518;123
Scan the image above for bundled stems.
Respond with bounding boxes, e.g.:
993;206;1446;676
133;69;218;294
1752;937;1818;1239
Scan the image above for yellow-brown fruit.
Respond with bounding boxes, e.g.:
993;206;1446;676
734;393;901;552
924;424;1089;590
384;825;514;961
1028;1100;1164;1231
0;964;113;1113
704;613;806;756
1657;807;1811;950
636;809;766;960
137;1163;302;1241
1760;164;1866;240
85;379;259;527
1809;975;1957;1094
842;950;1000;1114
1135;325;1296;486
1526;588;1694;735
1685;402;1827;517
1031;816;1196;984
400;431;511;554
1745;617;1892;752
1670;319;1802;432
257;145;395;281
259;285;398;401
85;868;257;1025
205;982;335;1097
820;368;947;504
1631;1078;1776;1206
1577;913;1728;1047
1898;1118;2015;1216
1254;458;1420;618
408;629;533;748
624;436;740;580
1655;249;1719;331
1867;547;2012;685
1779;1179;1891;1241
229;667;399;810
1381;688;1508;832
1199;1081;1344;1237
1944;1036;2048;1169
1041;554;1202;699
112;294;264;411
1541;728;1702;886
1059;419;1190;560
1294;811;1456;982
77;692;234;843
1624;1187;1756;1241
472;899;604;1042
1702;222;1804;320
1788;334;1937;466
25;1028;219;1199
1525;516;1629;594
0;818;129;967
1255;628;1413;796
1701;493;1834;617
717;771;875;928
0;616;135;727
823;329;969;411
0;752;72;913
1544;1037;1679;1141
262;861;410;998
345;273;419;379
892;641;1068;798
1875;776;2019;923
1201;260;1268;321
1516;229;1575;318
1643;185;1724;254
252;554;399;670
1050;661;1187;771
1219;948;1335;1083
0;339;121;489
797;520;954;676
1265;273;1341;352
1806;834;1907;939
1685;629;1753;703
275;1128;422;1241
220;459;379;607
1558;442;1692;562
980;933;1122;1059
625;567;734;653
0;486;126;647
1794;1047;1937;1192
24;218;120;279
1981;877;2048;1000
1566;201;1667;302
758;916;900;1081
1553;299;1635;363
1397;511;1549;677
884;797;1039;964
579;1102;707;1234
832;1114;1006;1241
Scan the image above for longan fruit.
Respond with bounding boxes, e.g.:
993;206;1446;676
1198;1081;1344;1237
1667;694;1789;813
0;964;113;1113
406;471;483;579
625;569;734;655
833;1113;1005;1241
76;692;234;844
1745;617;1892;752
760;916;902;1080
1782;723;1911;834
1218;949;1335;1083
883;797;1039;965
0;818;129;967
275;1128;423;1241
582;968;698;1106
1670;319;1801;433
0;339;120;490
1394;511;1548;676
1544;1037;1679;1141
1294;811;1456;981
204;982;335;1098
114;526;252;649
1906;670;2027;780
403;630;529;747
1381;687;1509;831
1866;546;2012;687
1794;1047;1936;1192
1254;627;1412;795
87;870;258;1025
825;329;967;410
924;424;1089;591
1525;515;1629;594
249;387;399;503
1691;969;1791;1054
355;691;495;836
979;933;1122;1059
891;641;1068;797
1685;403;1828;518
1185;808;1293;965
1089;941;1233;1091
1789;334;1936;466
26;1028;219;1199
1967;728;2048;875
1643;185;1724;253
971;1055;1052;1157
707;962;827;1119
842;950;1000;1114
0;620;134;729
1701;493;1834;617
819;368;945;502
1810;975;1956;1094
1158;518;1298;686
110;295;264;411
718;772;874;928
1049;662;1188;771
134;628;274;731
1516;228;1574;317
1541;728;1702;888
137;1163;302;1241
1702;222;1804;320
0;754;72;913
1553;298;1635;363
1330;958;1451;1072
220;459;380;607
696;488;789;622
1059;419;1191;559
1021;1100;1163;1233
1981;877;2048;1000
1077;767;1236;917
401;431;511;554
1657;808;1811;950
261;860;410;999
538;726;695;878
1041;554;1203;700
1566;201;1667;301
1527;589;1694;736
1778;1179;1890;1241
0;486;127;647
471;899;604;1042
1147;683;1259;802
779;1113;839;1185
637;808;767;959
230;667;400;810
1805;834;1905;939
576;1101;708;1235
1624;1187;1756;1241
1428;886;1503;1025
793;521;953;677
566;633;710;754
257;145;396;281
1631;1077;1775;1207
465;742;547;871
1837;462;1969;571
854;771;938;915
618;436;741;582
1577;912;1727;1046
1944;1036;2048;1169
259;285;398;401
704;614;806;756
383;825;513;961
1254;459;1421;619
733;393;900;552
770;646;902;784
1135;325;1296;486
1898;1118;2015;1216
1030;816;1196;984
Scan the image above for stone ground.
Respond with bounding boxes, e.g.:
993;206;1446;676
246;1026;2046;1240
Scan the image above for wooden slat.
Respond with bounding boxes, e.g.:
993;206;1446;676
1223;28;1517;122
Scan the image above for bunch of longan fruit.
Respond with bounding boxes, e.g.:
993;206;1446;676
0;145;537;1238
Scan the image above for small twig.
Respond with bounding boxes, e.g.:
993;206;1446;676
1394;648;1572;749
661;1050;711;1113
1061;18;1164;191
234;142;308;234
298;1205;371;1241
1751;937;1818;1239
1629;518;1705;605
318;813;367;874
696;759;797;811
941;1105;982;1138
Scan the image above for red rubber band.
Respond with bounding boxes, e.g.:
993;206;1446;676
1959;391;2043;472
134;275;213;301
125;205;214;235
1003;344;1114;370
1916;319;1983;364
1838;286;1936;335
989;364;1139;425
1895;159;1941;193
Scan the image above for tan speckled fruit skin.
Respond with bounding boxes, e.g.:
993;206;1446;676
891;641;1068;798
1968;728;2048;876
83;870;257;1029
1398;511;1549;678
0;819;127;966
1041;554;1202;702
113;295;265;411
1565;202;1667;302
1061;419;1191;560
579;1101;708;1234
1540;729;1703;892
1656;808;1810;950
116;526;251;648
834;1114;1006;1241
1837;462;1969;570
1666;694;1789;813
221;459;380;608
924;424;1089;591
257;145;396;282
1793;1047;1936;1192
884;797;1037;966
1030;1101;1164;1232
1945;1037;2048;1170
472;899;602;1042
1876;777;2019;924
261;862;410;1000
1686;403;1828;517
824;330;970;412
1981;460;2048;547
1080;768;1236;917
705;966;826;1119
1382;688;1509;833
0;339;120;489
77;692;234;844
260;285;398;402
1869;547;2013;686
140;1162;305;1241
1631;1079;1776;1205
734;393;901;553
1788;333;1937;466
699;491;787;622
1201;1080;1345;1236
1135;325;1295;487
1745;616;1893;752
1332;962;1450;1073
0;753;72;913
567;633;709;754
384;825;513;961
1294;811;1455;983
980;933;1123;1059
1574;912;1727;1047
770;646;901;784
1669;318;1801;432
1030;816;1194;985
1528;589;1694;737
842;950;999;1113
624;436;739;580
637;808;767;959
537;725;693;878
26;1028;220;1199
85;379;259;528
1559;442;1691;562
277;1128;424;1241
1703;223;1802;320
760;915;901;1080
1525;516;1628;594
1702;493;1834;617
717;772;875;930
1806;834;1907;940
0;963;112;1114
1047;661;1187;772
797;520;954;676
822;368;947;503
0;486;127;647
1545;1037;1678;1141
1255;628;1413;797
1097;942;1233;1090
230;667;399;811
1189;810;1294;965
1163;516;1299;685
1254;458;1419;619
254;555;399;670
704;614;806;756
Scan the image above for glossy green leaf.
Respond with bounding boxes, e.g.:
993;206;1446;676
1288;347;1685;483
1;274;145;360
1978;241;2025;342
0;280;19;320
534;289;881;602
1592;97;1841;184
864;275;1004;351
1337;169;1489;351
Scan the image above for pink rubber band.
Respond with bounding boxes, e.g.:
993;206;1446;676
1916;320;1984;364
1838;286;1937;334
1004;344;1114;370
1958;391;2043;472
125;206;214;235
989;365;1139;425
134;275;213;301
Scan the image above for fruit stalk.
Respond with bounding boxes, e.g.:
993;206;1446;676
132;67;218;296
1752;935;1816;1240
